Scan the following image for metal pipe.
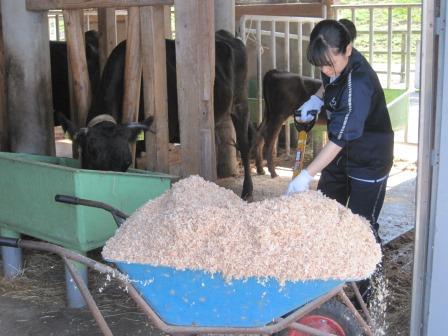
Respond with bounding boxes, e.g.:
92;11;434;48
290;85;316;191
338;290;373;336
387;7;393;88
349;281;372;325
298;22;303;76
256;20;262;125
284;21;291;156
0;229;22;279
271;20;276;69
64;259;88;308
64;258;113;336
406;7;412;89
369;8;374;64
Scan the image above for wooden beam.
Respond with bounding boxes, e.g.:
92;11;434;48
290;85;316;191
98;8;117;74
140;6;169;173
121;7;141;123
235;3;324;22
175;0;216;181
26;0;174;11
64;9;91;127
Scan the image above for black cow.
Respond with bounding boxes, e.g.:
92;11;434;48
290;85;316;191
59;112;153;172
253;69;322;178
71;29;252;200
54;30;153;172
50;30;100;125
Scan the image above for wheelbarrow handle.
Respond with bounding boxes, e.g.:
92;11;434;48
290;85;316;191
55;194;129;228
0;237;20;248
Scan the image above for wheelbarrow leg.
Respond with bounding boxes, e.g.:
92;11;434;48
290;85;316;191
64;250;88;308
64;258;113;336
338;290;373;336
350;281;372;326
0;228;22;278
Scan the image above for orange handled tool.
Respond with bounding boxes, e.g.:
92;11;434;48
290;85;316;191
292;110;318;178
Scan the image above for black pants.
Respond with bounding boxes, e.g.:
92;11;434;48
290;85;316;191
317;159;387;243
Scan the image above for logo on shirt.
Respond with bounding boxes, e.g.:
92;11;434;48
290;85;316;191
329;97;337;108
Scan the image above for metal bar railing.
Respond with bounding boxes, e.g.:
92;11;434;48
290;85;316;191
332;3;421;9
47;9;130;42
239;14;322;156
333;3;422;90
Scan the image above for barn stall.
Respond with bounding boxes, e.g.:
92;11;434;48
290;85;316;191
0;0;219;308
0;0;434;334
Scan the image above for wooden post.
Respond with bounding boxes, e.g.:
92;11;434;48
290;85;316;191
175;0;216;180
214;0;238;178
98;8;117;74
63;9;91;127
163;5;172;39
0;0;54;154
0;6;9;151
140;6;169;173
122;7;141;123
325;0;335;19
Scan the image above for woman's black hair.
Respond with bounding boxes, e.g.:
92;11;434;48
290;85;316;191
306;19;351;67
338;18;357;42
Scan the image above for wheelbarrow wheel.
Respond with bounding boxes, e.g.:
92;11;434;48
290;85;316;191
276;298;364;336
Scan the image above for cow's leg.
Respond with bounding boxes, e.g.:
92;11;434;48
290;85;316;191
264;119;284;178
231;103;253;202
253;122;266;175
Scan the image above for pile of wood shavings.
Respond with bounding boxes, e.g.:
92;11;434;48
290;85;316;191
103;175;381;284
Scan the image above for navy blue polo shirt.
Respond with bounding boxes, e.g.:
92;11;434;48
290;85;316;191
322;48;394;180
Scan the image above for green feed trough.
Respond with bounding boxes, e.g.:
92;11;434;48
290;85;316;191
0;151;174;252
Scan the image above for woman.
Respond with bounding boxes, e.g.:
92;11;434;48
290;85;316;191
287;19;394;243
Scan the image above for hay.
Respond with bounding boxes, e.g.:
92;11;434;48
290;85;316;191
103;175;381;284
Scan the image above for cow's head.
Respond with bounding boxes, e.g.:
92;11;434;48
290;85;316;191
58;114;153;172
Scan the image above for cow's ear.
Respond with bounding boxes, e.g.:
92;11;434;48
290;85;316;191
74;128;88;147
124;117;154;142
57;113;79;139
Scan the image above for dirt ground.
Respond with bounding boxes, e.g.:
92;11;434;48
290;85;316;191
0;144;416;336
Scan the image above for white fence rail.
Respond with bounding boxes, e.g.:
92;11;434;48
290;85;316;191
332;3;422;90
238;15;321;155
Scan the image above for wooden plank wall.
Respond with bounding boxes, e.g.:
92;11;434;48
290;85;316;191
141;6;169;173
97;8;116;73
175;0;216;180
63;10;91;127
121;7;141;124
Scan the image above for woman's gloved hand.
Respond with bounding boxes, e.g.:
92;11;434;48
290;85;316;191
287;169;313;194
294;95;324;123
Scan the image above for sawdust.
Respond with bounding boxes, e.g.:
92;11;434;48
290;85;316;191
103;175;381;284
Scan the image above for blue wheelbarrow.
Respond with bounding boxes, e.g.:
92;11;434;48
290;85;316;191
0;195;374;336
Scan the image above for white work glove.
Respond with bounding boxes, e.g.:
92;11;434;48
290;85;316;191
287;169;313;194
294;95;324;123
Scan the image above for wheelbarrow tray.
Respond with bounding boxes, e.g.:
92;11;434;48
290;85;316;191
0;151;174;251
115;261;344;328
